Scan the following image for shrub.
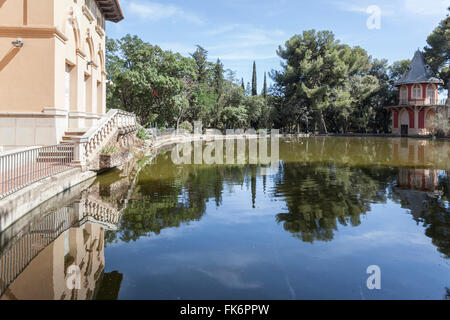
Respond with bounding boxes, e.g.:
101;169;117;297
137;126;150;140
102;146;118;155
178;121;193;133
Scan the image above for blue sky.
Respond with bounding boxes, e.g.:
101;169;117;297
107;0;448;92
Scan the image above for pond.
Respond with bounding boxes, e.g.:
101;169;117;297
0;137;449;300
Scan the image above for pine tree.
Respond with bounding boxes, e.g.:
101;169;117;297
423;8;450;98
262;72;268;98
241;78;245;92
190;45;209;83
252;61;257;96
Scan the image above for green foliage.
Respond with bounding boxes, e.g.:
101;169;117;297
106;35;272;131
262;72;268;98
431;113;450;138
220;106;248;129
272;29;399;134
252;61;257;96
190;45;210;83
178;121;193;132
106;26;443;135
424;8;450;95
106;35;197;128
137;126;150;140
102;146;119;155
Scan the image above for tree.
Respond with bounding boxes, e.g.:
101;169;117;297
424;8;450;97
241;78;245;92
273;30;375;134
245;96;264;128
364;58;397;133
245;81;251;97
105;35;197;127
389;60;411;83
213;58;224;97
262;72;268;98
252;61;257;96
190;45;210;84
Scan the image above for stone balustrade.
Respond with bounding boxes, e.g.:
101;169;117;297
71;109;137;168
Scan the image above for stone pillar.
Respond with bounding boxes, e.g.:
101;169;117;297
71;138;87;169
414;107;419;135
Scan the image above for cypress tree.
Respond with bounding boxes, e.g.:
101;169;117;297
213;58;224;97
241;78;245;92
251;61;257;96
262;72;268;98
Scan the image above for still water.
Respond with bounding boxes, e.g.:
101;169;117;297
0;137;449;300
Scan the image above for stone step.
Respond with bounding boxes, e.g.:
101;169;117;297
36;156;73;163
61;135;81;142
64;128;88;136
38;151;73;157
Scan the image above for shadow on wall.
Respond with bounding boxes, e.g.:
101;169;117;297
0;47;20;72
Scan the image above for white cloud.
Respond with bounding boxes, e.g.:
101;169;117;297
335;1;396;16
158;42;196;56
336;0;448;18
206;25;286;61
403;0;449;16
126;1;204;25
205;24;241;36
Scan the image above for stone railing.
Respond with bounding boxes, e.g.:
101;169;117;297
399;98;448;106
82;195;122;229
72;109;137;168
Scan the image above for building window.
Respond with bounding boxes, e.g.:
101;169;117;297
426;84;436;103
412;84;422;99
400;86;408;104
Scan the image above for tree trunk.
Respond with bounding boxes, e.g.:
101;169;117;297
318;111;328;134
447;81;450;103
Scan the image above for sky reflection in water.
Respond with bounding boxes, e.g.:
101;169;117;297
1;137;449;300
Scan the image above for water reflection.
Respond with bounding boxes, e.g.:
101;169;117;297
274;164;396;243
0;137;449;299
393;168;450;258
0;167;132;300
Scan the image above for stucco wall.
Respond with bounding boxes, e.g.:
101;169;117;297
0;0;109;147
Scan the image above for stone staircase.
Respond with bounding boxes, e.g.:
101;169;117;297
35;144;75;164
60;128;89;144
35;129;89;164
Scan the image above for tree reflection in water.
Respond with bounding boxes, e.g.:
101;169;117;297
1;137;449;299
274;163;396;243
105;152;250;243
393;168;450;258
105;145;449;261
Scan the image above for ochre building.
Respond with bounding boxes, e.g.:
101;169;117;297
0;0;123;149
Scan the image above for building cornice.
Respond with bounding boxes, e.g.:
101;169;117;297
0;25;67;42
95;0;124;22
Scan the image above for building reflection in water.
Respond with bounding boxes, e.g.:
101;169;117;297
391;139;450;259
393;167;449;259
397;168;438;192
0;165;134;300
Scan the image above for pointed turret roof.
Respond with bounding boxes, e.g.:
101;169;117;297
395;50;444;86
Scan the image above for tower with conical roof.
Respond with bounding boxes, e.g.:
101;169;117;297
385;50;449;136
